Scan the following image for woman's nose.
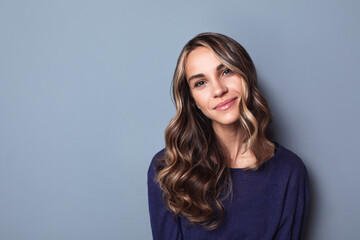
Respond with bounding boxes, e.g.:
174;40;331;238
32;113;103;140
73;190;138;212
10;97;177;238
212;78;228;97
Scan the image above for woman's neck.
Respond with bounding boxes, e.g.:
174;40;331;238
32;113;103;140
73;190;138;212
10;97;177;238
212;121;275;168
212;121;257;168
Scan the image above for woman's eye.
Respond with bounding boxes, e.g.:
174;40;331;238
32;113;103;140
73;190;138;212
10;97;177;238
194;80;205;88
223;69;232;75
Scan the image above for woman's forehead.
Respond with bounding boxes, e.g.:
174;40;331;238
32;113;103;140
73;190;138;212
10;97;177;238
185;47;222;77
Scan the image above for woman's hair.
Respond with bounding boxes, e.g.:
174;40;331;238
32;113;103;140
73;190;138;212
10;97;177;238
155;32;274;229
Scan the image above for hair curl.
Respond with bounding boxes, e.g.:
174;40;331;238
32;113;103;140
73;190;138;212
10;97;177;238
155;32;274;229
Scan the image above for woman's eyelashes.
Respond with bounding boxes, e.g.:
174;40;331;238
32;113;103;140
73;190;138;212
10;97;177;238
193;69;232;88
222;68;232;76
194;80;206;88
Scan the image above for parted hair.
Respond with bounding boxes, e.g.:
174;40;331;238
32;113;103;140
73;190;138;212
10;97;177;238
155;32;274;229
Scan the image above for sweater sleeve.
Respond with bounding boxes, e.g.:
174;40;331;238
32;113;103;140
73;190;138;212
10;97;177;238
147;150;183;240
274;158;310;240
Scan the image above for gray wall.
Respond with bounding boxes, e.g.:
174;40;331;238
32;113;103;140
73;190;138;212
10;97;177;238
0;0;359;239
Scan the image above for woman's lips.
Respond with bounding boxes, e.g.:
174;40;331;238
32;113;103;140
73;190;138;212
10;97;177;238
214;98;237;110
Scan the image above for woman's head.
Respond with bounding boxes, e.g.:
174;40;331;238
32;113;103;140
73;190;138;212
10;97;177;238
185;46;245;130
172;32;270;148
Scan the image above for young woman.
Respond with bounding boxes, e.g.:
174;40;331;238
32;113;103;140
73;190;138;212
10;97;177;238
147;32;309;240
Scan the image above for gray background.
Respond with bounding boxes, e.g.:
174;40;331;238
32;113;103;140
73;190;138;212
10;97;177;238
0;0;359;239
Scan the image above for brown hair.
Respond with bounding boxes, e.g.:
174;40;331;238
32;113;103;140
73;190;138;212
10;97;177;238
155;32;274;229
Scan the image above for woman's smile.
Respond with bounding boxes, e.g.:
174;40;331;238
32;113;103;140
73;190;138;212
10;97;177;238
213;97;238;110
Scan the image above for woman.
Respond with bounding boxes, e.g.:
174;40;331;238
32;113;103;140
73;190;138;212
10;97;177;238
147;32;309;240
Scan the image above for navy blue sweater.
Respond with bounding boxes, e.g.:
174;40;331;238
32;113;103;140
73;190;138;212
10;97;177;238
147;143;309;240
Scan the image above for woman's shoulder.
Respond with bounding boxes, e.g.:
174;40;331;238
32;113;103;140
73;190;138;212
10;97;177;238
272;142;308;179
147;148;166;179
152;148;166;161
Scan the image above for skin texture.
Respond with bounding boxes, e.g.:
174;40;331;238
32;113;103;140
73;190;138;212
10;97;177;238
185;46;243;130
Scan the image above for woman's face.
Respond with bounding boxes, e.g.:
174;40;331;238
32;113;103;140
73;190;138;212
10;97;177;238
185;46;243;129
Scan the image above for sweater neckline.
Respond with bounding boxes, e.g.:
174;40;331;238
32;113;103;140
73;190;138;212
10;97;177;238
229;141;281;172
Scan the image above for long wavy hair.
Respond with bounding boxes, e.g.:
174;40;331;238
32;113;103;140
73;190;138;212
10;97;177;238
155;32;274;229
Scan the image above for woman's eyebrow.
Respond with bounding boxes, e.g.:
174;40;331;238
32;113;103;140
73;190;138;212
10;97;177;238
188;64;225;82
216;64;224;71
188;73;205;82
